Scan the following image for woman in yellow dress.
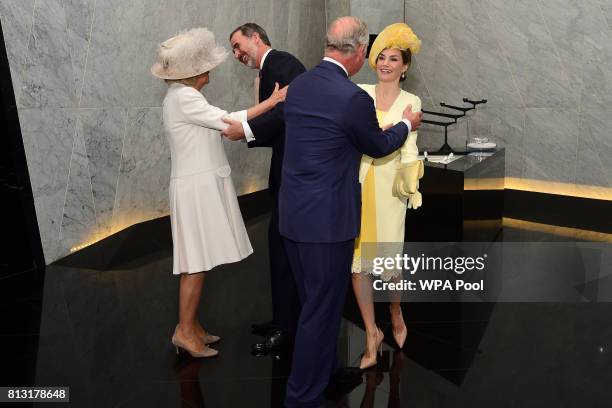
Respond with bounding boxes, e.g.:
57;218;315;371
352;23;423;369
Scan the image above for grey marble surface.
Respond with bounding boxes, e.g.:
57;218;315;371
397;0;612;189
0;0;35;106
79;108;127;235
17;108;78;262
326;0;351;25
287;0;327;69
20;0;94;109
351;0;403;34
4;0;612;263
523;108;579;183
79;0;140;108
60;131;97;254
1;0;327;263
346;0;612;189
111;108;170;234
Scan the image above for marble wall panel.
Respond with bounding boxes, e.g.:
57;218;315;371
223;139;272;195
484;0;574;109
576;110;612;189
79;108;127;235
0;0;35;105
2;0;328;263
593;0;612;29
19;0;92;108
351;0;403;34
403;1;474;107
575;26;612;190
63;0;95;97
266;0;291;52
209;0;248;82
443;0;522;108
403;59;434;109
126;0;191;109
287;0;327;69
18;108;78;262
326;0;351;25
397;0;612;193
403;0;441;109
523;108;579;183
471;105;526;178
111;108;170;234
421;27;472;108
80;0;142;108
537;1;605;102
59;131;97;253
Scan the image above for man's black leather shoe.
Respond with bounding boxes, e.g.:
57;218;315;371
251;330;291;354
251;320;277;336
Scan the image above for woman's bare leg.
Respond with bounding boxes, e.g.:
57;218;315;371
352;273;383;368
176;272;206;351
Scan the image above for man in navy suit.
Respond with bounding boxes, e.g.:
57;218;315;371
279;16;422;407
223;23;305;355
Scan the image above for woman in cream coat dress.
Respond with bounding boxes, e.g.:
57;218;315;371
151;28;286;358
352;23;423;369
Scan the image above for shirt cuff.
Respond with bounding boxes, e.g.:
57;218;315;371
242;121;255;143
400;119;412;134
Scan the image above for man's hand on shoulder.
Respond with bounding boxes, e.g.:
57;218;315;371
221;118;246;141
402;104;422;131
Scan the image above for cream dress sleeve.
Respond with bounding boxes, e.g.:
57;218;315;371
177;86;247;130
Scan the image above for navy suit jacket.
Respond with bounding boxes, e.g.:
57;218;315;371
247;50;306;195
279;60;409;243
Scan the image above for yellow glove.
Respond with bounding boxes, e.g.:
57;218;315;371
393;160;424;209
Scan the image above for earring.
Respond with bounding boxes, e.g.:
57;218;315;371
400;72;406;80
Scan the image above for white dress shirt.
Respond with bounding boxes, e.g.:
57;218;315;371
242;48;273;142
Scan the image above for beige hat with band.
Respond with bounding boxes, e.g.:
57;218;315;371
151;27;228;80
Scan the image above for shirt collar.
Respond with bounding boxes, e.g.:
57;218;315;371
259;48;273;70
323;57;349;77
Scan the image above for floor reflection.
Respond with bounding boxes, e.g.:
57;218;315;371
1;215;611;407
174;356;205;408
358;350;405;408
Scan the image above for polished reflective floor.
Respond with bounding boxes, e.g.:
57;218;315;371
1;214;612;407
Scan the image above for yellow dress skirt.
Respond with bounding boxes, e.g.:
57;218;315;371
352;109;406;281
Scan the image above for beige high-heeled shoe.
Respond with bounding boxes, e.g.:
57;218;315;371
391;308;407;349
179;325;220;345
359;327;384;370
198;330;220;345
172;329;219;358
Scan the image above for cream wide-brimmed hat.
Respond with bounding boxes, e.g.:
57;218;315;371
151;27;228;80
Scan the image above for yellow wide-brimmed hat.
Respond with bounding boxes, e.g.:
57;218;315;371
368;23;421;70
151;28;228;80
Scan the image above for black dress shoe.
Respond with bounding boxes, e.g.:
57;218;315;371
323;367;363;401
251;320;277;336
251;330;291;355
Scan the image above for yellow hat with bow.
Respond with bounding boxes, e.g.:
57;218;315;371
368;23;421;70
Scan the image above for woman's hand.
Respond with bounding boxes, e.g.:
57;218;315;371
268;82;288;106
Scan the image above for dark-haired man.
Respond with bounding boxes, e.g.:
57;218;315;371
223;23;305;355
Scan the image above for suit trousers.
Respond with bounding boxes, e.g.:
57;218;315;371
282;238;354;408
269;200;300;336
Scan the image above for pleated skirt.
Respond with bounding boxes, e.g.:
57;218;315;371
169;168;253;274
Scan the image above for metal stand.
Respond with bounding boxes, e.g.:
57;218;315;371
421;98;488;154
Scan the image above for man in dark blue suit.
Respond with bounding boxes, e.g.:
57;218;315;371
279;16;422;407
223;23;305;354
